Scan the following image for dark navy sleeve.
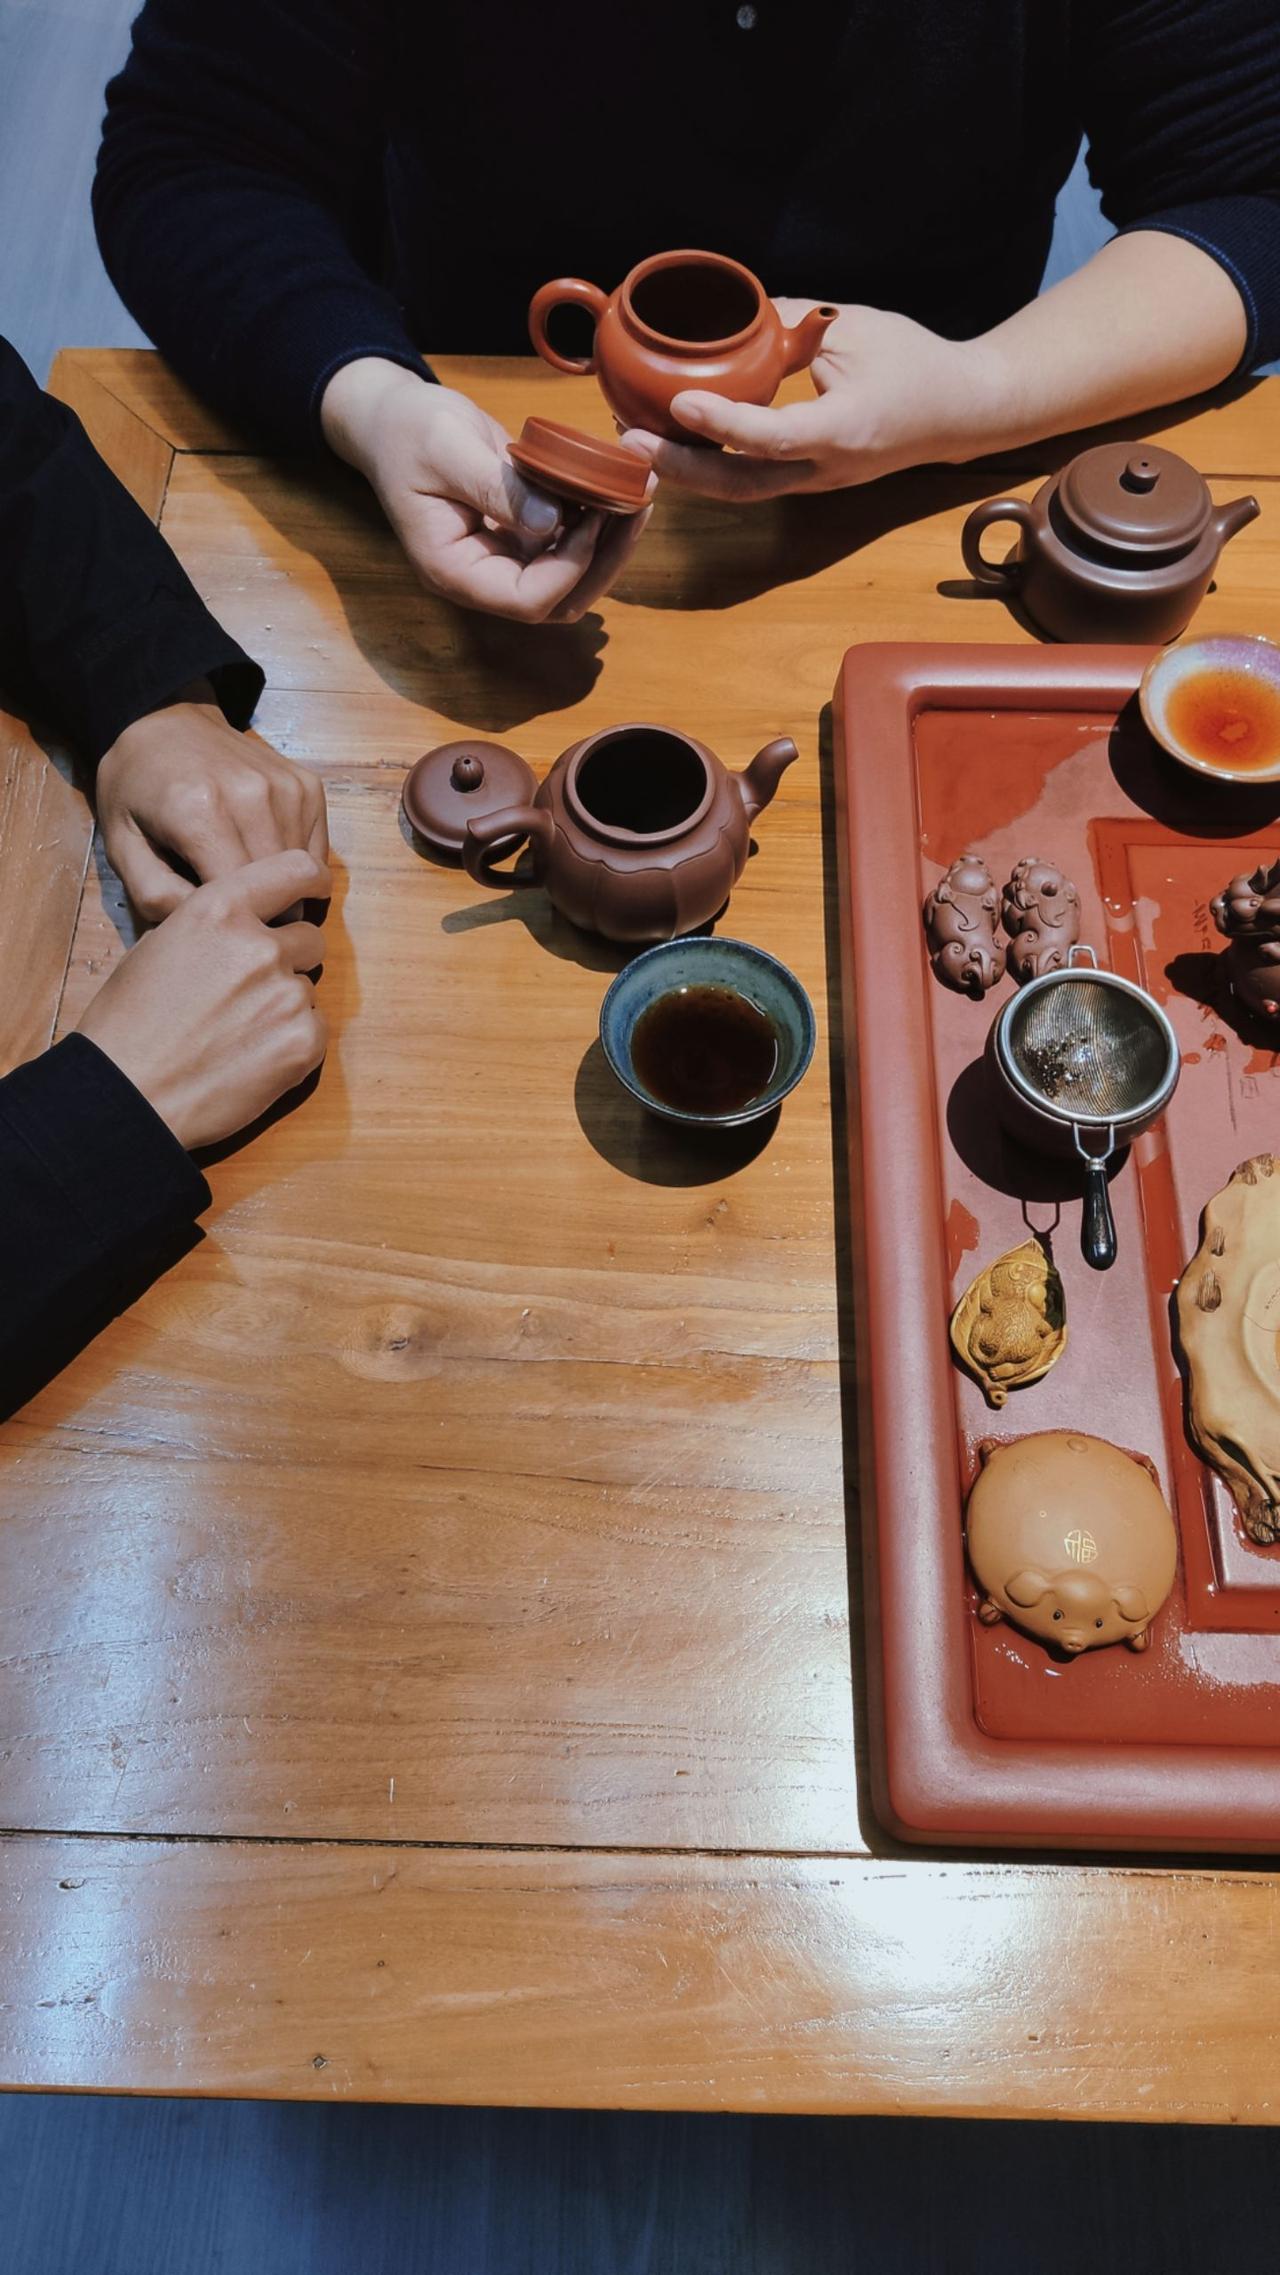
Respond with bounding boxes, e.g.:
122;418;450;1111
0;335;263;759
1077;0;1280;369
93;0;431;450
0;1034;210;1405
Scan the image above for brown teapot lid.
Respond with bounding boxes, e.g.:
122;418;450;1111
1056;443;1212;559
508;418;652;516
402;739;538;856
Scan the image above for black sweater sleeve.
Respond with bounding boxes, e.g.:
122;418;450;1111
0;335;263;759
0;1034;210;1406
1077;0;1280;369
93;0;431;450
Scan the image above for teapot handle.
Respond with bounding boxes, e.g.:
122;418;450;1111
463;805;554;888
528;279;609;376
961;497;1035;587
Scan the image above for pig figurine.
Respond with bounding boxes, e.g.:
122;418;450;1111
966;1430;1178;1657
921;853;1005;999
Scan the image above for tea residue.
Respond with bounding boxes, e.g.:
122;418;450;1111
1166;667;1280;774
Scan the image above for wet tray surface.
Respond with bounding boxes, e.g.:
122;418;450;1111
833;643;1280;1853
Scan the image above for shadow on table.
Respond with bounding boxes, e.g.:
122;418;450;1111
1108;692;1280;833
573;1038;779;1185
198;456;612;736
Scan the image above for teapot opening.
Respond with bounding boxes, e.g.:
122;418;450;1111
569;728;713;841
626;256;762;347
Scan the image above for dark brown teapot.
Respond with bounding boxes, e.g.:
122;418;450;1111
461;723;799;943
961;442;1259;643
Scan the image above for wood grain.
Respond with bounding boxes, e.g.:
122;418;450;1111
6;351;1280;2113
4;1833;1280;2122
0;711;92;1075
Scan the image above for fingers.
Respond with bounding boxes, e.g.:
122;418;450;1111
621;430;814;502
272;919;327;973
548;503;653;624
434;417;562;542
209;847;332;923
107;819;196;923
667;392;821;457
164;781;248;880
409;498;615;622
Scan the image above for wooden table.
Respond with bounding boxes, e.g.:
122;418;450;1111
3;351;1280;2120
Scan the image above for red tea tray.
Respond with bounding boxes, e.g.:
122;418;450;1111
833;643;1280;1853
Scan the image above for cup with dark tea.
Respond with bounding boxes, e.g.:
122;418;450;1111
599;937;815;1129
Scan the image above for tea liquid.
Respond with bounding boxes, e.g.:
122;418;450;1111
631;985;779;1116
1166;667;1280;773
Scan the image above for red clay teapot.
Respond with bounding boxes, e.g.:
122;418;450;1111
961;442;1259;643
460;723;799;943
529;249;837;442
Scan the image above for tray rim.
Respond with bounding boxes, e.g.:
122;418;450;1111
832;640;1280;1855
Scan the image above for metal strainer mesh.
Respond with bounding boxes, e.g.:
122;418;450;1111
1004;977;1171;1119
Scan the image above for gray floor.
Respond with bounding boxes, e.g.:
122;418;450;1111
0;8;1272;2273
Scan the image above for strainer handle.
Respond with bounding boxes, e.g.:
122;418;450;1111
1068;944;1099;969
1073;1122;1118;1272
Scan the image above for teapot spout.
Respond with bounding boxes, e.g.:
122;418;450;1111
780;303;839;376
1213;492;1261;548
738;736;800;822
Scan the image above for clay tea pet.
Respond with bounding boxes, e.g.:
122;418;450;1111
922;854;1005;998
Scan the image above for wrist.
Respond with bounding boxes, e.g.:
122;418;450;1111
935;334;1017;465
101;683;219;774
320;356;428;475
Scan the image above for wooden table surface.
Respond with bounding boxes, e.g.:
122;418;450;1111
3;351;1280;2119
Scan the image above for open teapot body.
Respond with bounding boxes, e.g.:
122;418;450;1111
529;249;837;441
961;442;1259;643
462;723;799;943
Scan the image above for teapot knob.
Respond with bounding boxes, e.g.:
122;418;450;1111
1121;456;1160;494
451;752;486;792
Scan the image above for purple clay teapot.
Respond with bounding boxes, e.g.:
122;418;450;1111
461;723;799;944
529;249;837;442
961;442;1259;643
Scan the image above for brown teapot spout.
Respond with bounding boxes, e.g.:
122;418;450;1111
779;303;839;375
1213;492;1261;549
738;736;800;822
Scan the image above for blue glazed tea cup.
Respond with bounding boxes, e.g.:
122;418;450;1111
599;936;816;1128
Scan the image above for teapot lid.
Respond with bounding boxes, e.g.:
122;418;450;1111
1056;443;1212;559
402;739;538;857
508;418;652;516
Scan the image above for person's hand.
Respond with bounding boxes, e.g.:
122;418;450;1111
97;686;329;922
621;302;1000;499
76;849;331;1149
320;357;653;623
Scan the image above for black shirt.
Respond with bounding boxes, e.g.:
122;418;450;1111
0;335;260;1398
93;0;1280;451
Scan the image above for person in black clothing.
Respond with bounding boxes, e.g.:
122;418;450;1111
93;2;1280;623
0;336;331;1393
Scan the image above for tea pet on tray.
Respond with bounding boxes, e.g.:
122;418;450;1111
922;853;1080;996
966;1431;1178;1658
1211;859;1280;1023
950;1238;1067;1409
1178;1152;1280;1547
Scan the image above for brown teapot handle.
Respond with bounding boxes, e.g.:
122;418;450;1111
528;279;608;376
961;497;1035;587
463;804;554;889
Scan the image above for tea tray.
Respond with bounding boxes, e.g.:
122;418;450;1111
833;642;1280;1852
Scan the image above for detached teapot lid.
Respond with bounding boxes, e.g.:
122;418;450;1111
1057;443;1212;558
402;739;538;857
